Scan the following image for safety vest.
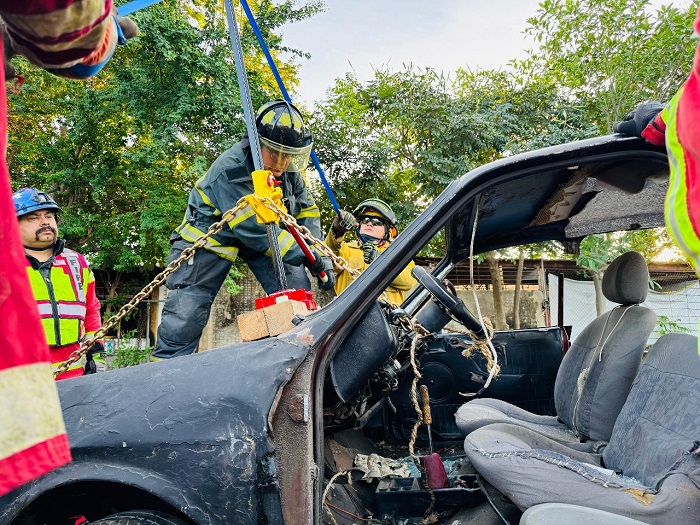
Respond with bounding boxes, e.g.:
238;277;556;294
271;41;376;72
26;249;93;347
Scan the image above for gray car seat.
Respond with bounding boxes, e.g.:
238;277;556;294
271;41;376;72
520;503;651;525
463;333;700;524
455;251;657;449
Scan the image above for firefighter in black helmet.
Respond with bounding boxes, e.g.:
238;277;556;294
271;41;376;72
325;198;415;304
154;100;334;359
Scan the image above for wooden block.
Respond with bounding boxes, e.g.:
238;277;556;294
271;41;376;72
264;300;310;337
237;300;310;341
237;308;268;342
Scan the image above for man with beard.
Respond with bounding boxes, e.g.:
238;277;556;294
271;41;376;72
13;188;103;380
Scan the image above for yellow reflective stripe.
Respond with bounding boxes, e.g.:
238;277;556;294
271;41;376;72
296;205;320;220
50;360;83;373
664;87;700;272
264;230;295;257
202;244;238;261
0;362;67;460
228;205;256;228
177;222;215;244
194;176;221;216
176;221;239;261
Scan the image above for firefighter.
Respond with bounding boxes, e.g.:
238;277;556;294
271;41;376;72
13;188;104;380
325;198;416;304
153;100;334;359
614;6;700;353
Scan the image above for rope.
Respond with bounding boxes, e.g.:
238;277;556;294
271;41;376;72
322;470;353;525
406;331;438;524
465;200;500;394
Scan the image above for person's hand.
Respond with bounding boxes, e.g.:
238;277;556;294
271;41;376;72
308;251;335;291
83;340;104;375
332;210;356;237
362;241;380;264
614;102;666;146
111;6;140;43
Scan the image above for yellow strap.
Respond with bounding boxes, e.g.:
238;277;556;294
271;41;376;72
0;362;67;460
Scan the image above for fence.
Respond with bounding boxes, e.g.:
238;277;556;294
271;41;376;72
547;269;699;344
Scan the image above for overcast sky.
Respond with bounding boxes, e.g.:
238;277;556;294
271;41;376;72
279;0;692;106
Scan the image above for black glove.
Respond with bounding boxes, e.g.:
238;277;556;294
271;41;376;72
613;102;664;137
308;251;335;291
331;210;356;237
362;241;380;264
83;341;104;375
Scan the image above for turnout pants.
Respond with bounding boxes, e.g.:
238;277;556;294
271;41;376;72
153;240;311;359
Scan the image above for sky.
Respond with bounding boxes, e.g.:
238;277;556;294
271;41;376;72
278;0;691;106
278;0;546;105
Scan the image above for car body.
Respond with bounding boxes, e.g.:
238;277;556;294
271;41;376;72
0;134;671;525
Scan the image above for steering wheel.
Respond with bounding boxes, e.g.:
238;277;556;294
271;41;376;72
412;266;485;338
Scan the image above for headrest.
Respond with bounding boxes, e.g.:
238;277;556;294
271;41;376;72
602;251;649;305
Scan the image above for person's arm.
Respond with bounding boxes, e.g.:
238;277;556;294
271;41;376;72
388;259;416;291
0;0;137;80
324;228;343;255
83;266;102;337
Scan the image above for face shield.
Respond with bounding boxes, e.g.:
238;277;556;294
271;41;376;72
260;136;312;173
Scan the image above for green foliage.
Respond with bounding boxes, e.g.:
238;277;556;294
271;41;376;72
223;259;248;296
7;0;323;274
111;330;152;368
520;0;697;133
656;315;691;336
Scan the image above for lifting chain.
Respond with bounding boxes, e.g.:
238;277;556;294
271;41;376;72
53;197;360;377
257;197;361;279
54;196;409;378
53;200;249;378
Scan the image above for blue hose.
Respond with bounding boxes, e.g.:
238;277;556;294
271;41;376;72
239;0;342;216
117;0;163;17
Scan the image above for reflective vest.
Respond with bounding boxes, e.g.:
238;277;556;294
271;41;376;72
26;248;93;347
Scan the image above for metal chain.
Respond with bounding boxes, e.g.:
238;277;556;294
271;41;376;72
53;200;249;378
258;197;360;278
54;196;403;378
257;198;404;306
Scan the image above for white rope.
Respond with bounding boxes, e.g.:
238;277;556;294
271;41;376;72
467;200;499;393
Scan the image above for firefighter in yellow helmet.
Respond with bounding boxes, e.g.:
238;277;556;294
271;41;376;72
325;199;416;304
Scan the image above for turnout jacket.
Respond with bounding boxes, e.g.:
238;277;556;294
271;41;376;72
0;0;119;496
325;231;416;305
175;141;322;265
25;241;102;380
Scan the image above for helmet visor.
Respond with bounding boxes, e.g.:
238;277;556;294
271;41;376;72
260;136;312;173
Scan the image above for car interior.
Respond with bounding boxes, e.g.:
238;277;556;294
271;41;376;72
320;146;700;525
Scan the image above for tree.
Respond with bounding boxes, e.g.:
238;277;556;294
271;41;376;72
8;0;323;279
520;0;698;133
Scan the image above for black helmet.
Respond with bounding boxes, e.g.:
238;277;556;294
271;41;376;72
256;100;312;149
353;198;399;239
13;187;61;218
256;100;313;172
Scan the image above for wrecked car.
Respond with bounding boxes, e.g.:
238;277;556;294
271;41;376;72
2;133;698;525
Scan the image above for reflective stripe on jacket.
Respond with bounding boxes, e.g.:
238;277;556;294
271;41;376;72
25;248;102;349
174;141;322;264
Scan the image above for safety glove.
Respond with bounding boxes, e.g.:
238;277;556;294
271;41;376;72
362;241;380;264
309;250;336;292
613;102;666;146
83;341;105;375
331;210;357;238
